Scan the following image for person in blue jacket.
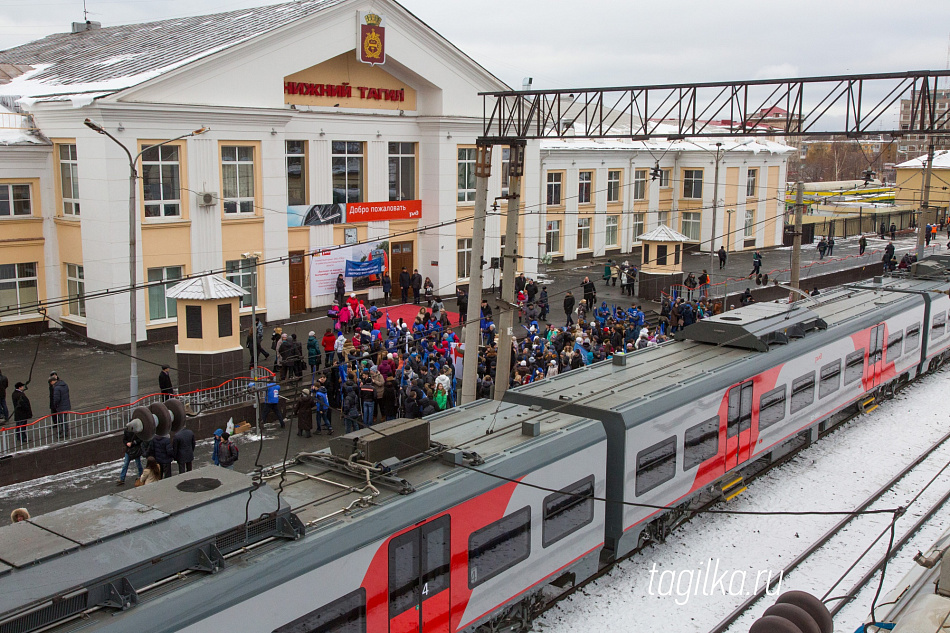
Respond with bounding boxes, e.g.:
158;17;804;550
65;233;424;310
261;381;285;428
314;386;332;435
211;428;224;466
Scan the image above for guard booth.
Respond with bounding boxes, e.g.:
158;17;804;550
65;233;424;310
636;224;688;301
166;276;248;392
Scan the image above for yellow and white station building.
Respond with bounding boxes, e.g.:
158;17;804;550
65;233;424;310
0;0;791;345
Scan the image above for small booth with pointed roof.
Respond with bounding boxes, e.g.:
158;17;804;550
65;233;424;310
166;276;248;392
637;224;688;301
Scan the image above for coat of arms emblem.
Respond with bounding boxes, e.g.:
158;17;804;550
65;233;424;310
358;12;385;66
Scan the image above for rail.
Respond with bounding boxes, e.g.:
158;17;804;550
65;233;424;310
705;423;950;633
0;367;274;457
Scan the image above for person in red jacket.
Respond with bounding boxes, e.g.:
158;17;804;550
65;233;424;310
321;328;337;366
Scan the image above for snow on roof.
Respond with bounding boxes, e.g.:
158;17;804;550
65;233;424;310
0;0;346;101
541;132;793;154
638;224;691;242
896;149;950;170
0;102;48;145
165;276;248;301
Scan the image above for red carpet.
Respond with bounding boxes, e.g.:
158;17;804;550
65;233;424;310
379;303;460;328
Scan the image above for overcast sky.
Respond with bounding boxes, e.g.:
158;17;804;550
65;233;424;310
1;0;949;124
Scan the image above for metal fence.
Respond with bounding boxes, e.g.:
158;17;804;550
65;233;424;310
0;367;273;457
665;240;945;303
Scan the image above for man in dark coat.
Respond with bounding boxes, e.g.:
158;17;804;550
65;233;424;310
117;423;143;484
582;277;596;309
148;433;174;479
294;388;315;438
334;274;346;307
172;426;196;474
410;269;423;304
717;246;727;270
49;372;70;439
158;365;174;400
564;291;576;326
11;382;30;444
398;267;411;303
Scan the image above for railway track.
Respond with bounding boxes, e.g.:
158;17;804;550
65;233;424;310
706;424;950;633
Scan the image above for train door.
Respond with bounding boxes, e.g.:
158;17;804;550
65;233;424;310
868;323;885;388
726;381;754;469
388;515;451;633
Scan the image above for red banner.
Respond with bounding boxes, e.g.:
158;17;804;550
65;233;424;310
346;200;421;222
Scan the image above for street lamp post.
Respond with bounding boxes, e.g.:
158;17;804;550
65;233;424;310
83;118;208;403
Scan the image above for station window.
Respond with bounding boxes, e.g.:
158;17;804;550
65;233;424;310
905;324;920;352
633;213;644;240
607;169;622;202
221;145;256;214
658;169;671;188
605;215;619;247
633;169;647;200
636;436;676;496
389;142;415;201
458;147;476;203
684;417;719;470
932;311;947;339
0;262;38;316
819;359;841;399
57;144;80;215
546;172;563;206
273;588;366;633
285;140;307;206
65;263;85;318
758;386;787;430
746;168;757;197
577;217;591;250
578;170;592;204
332;141;364;204
468;506;531;588
225;260;256;308
142;145;181;217
789;372;816;414
844;349;865;385
0;183;32;217
683;169;703;199
542;476;595;547
886;332;903;364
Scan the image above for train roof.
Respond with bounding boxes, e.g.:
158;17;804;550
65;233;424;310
274;399;601;529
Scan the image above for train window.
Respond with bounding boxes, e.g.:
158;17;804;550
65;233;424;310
790;372;816;414
421;518;451;602
886;332;903;364
905;324;920;352
468;506;531;588
389;529;420;619
542;476;595;547
759;386;787;430
932;312;947;339
844;349;865;385
273;588;366;633
684;417;719;470
819;360;841;399
636;436;677;496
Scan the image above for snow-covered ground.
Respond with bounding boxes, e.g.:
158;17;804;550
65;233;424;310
536;367;950;633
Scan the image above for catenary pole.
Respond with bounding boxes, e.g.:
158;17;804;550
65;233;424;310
493;144;524;402
460;143;492;404
916;142;936;260
790;182;804;292
710;142;722;274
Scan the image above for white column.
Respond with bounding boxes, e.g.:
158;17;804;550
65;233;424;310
592;165;608;257
189;136;223;275
564;165;579;261
262;136;290;321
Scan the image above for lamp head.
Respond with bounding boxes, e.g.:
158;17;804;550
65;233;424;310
83;118;105;134
192;127;209;136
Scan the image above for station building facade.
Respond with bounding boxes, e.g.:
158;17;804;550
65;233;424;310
0;0;790;345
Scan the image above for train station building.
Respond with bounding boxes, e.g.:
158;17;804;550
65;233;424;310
0;0;791;345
